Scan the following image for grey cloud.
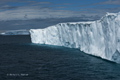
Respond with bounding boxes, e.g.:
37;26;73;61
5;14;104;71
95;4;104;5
0;0;16;2
87;7;120;13
100;0;120;5
27;1;53;6
79;0;120;8
0;5;102;21
89;0;120;5
0;0;53;8
0;17;99;30
0;0;119;21
0;0;17;5
0;5;18;10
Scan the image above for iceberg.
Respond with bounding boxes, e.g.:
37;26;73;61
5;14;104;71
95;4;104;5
30;12;120;63
0;30;29;35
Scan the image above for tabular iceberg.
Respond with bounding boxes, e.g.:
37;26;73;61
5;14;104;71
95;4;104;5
30;12;120;63
0;30;29;35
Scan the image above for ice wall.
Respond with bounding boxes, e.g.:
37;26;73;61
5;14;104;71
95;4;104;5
30;12;120;63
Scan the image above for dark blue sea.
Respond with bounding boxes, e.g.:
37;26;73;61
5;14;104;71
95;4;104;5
0;35;120;80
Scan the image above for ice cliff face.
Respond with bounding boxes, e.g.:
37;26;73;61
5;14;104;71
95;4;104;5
30;12;120;63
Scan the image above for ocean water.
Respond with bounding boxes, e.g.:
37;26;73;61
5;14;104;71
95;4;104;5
0;35;120;80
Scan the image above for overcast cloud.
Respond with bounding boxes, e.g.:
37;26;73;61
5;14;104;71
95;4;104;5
0;0;120;21
0;0;120;30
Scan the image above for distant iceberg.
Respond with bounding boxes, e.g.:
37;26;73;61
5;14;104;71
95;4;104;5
30;12;120;63
0;30;29;35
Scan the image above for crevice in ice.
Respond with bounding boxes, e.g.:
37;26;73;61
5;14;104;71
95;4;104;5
112;50;120;63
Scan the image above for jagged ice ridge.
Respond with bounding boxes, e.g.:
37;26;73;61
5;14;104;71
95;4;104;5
30;12;120;63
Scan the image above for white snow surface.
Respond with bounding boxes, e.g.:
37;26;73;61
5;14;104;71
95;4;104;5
30;12;120;63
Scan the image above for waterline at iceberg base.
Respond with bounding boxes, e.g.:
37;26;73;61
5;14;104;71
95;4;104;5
30;12;120;63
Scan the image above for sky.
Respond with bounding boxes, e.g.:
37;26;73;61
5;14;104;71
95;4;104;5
0;0;120;30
